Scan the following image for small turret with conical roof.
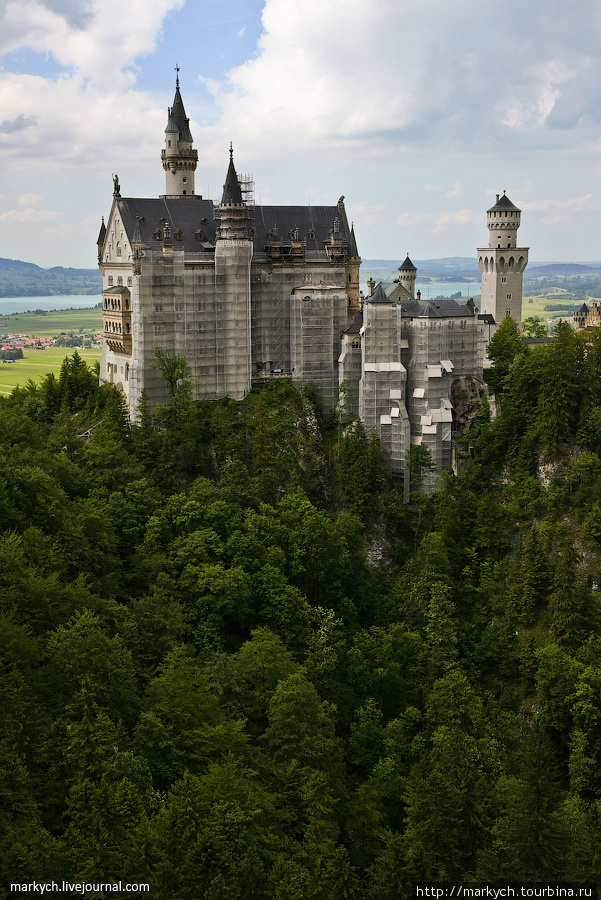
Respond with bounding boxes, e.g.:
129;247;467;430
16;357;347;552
398;254;417;298
161;68;198;198
97;216;106;264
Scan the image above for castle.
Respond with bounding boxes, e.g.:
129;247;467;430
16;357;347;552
98;78;527;495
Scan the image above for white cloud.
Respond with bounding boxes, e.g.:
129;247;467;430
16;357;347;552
0;0;185;85
0;206;64;224
396;208;478;230
446;182;464;199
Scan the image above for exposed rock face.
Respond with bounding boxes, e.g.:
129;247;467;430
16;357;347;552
451;374;488;429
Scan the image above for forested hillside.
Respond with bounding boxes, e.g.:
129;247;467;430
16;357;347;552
1;328;601;896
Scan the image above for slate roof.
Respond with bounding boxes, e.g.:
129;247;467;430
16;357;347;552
478;313;496;325
576;303;589;314
348;224;359;258
343;312;363;334
115;197;217;252
367;283;393;304
111;196;356;260
399;255;416;271
97;218;106;245
253;205;351;254
399;297;476;318
221;153;243;205
487;192;520;213
165;83;193;143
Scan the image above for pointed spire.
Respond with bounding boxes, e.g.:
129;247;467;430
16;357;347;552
97;216;106;246
221;146;243;205
165;72;193;142
348;222;358;258
399;255;416;271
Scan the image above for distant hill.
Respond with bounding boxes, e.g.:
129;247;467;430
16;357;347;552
526;263;601;278
0;257;102;297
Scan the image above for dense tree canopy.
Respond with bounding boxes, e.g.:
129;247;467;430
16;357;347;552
1;329;601;895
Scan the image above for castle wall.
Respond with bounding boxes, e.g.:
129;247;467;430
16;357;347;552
290;284;348;408
359;302;410;483
402;315;484;494
215;239;253;399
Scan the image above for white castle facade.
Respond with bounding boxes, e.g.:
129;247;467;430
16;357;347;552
98;79;527;495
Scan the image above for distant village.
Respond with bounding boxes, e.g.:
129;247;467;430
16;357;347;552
0;326;103;361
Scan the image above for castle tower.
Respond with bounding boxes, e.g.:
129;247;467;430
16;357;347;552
398;255;417;299
161;71;198;198
477;192;528;326
214;145;253;399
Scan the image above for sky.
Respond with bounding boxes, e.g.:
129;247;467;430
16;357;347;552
0;0;599;268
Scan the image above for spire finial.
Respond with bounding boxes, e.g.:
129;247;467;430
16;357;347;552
175;64;180;88
229;142;233;161
503;189;506;195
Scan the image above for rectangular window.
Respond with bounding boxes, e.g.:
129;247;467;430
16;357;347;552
501;276;507;283
108;276;113;286
506;293;512;300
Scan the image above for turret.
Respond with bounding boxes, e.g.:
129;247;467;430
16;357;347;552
216;144;251;240
486;191;521;249
161;70;198;198
346;222;362;311
96;217;106;265
398;254;417;299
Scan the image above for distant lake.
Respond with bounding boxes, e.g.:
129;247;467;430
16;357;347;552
359;281;480;300
0;295;102;315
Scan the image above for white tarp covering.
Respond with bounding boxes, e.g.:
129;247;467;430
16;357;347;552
413;387;425;398
441;359;454;373
364;362;405;373
426;365;442;378
380;414;392;425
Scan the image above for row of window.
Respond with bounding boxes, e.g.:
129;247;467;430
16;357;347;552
107;276;132;287
104;321;130;334
104;297;130;311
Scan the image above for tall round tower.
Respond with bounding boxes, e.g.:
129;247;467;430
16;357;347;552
477;192;529;326
161;71;198;198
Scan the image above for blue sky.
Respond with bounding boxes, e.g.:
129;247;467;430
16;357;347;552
0;0;599;267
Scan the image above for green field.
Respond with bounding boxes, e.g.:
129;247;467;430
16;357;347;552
0;307;102;339
0;347;102;395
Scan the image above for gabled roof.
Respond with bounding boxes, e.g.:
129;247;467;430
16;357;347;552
367;283;394;304
112;195;354;257
399;297;475;318
487;192;520;213
113;197;217;252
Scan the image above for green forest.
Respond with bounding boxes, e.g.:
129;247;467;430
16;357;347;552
2;321;601;897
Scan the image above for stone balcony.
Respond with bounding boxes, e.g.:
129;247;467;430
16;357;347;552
102;286;132;355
